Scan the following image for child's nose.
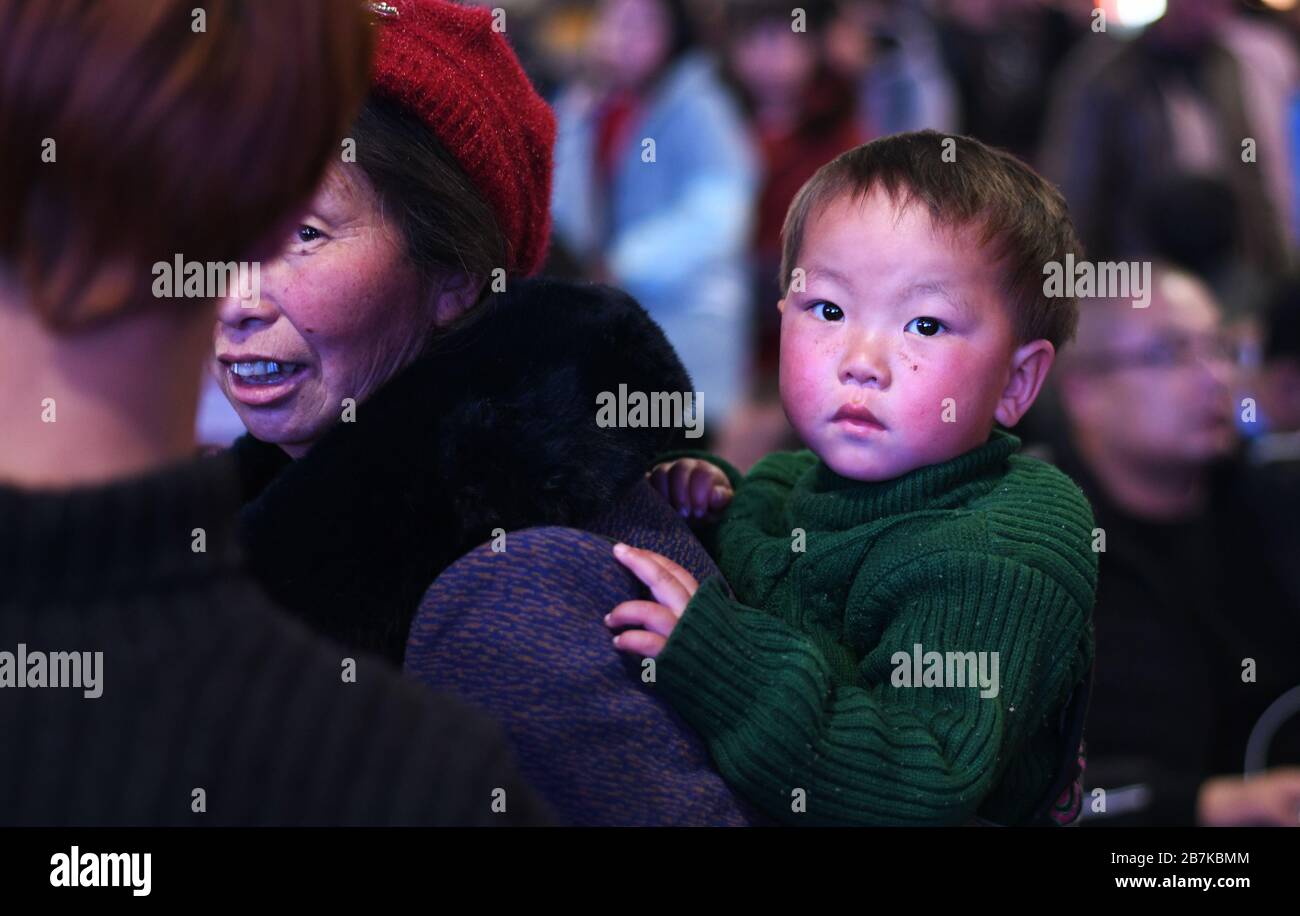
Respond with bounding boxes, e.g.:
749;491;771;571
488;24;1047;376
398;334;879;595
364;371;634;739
838;333;890;388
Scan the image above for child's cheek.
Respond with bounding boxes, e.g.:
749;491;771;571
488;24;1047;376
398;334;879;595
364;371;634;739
895;361;968;451
779;331;831;411
894;355;941;421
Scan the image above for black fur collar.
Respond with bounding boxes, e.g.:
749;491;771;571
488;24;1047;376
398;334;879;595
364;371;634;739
233;278;693;661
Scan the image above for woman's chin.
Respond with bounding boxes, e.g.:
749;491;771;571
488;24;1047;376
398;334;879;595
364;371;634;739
235;411;302;447
233;406;332;457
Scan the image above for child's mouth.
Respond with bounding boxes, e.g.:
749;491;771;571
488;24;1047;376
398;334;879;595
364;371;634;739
831;404;886;433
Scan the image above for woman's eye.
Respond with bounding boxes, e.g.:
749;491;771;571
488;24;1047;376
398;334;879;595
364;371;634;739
811;302;844;322
295;225;323;244
905;316;946;337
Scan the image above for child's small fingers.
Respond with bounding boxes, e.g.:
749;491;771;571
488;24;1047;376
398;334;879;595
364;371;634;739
613;544;693;611
634;547;700;597
606;600;678;636
611;629;667;658
668;461;694;515
709;484;732;508
689;467;715;517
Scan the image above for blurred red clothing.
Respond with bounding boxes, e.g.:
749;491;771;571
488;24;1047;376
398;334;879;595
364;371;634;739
752;71;867;263
749;71;866;381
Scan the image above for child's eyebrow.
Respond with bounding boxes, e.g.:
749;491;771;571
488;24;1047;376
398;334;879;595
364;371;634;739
804;265;856;291
896;280;973;318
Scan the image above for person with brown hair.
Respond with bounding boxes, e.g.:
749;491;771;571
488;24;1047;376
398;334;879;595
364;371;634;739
0;0;548;826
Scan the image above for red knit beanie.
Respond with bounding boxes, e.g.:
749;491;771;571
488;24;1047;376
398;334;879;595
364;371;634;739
369;0;555;276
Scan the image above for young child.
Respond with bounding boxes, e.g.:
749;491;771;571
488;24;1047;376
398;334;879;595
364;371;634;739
605;131;1097;826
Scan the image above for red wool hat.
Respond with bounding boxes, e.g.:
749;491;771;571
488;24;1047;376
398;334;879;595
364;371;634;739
369;0;555;276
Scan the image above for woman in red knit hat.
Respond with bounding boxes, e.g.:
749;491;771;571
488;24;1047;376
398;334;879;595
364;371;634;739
214;0;753;826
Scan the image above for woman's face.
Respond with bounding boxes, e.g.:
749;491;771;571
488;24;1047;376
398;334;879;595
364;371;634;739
590;0;672;90
731;21;816;105
213;166;427;457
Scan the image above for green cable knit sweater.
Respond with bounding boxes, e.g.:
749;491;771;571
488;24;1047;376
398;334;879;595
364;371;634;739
655;430;1096;826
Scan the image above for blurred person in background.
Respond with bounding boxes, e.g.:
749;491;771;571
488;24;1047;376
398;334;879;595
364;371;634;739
933;0;1080;163
1243;274;1300;614
713;0;864;468
1251;273;1300;465
1053;266;1300;826
0;0;546;826
1135;173;1274;443
1041;0;1294;271
828;0;959;139
550;0;758;432
1137;173;1270;315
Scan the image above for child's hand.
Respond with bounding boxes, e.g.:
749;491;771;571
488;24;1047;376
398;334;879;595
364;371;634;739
648;458;732;521
605;543;699;658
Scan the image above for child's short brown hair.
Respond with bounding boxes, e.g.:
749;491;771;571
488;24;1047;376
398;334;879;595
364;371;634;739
780;130;1084;348
0;0;374;330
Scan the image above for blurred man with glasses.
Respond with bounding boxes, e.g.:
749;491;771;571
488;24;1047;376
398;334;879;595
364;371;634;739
1054;265;1300;827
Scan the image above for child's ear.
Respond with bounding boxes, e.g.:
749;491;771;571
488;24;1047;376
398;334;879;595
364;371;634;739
994;339;1055;428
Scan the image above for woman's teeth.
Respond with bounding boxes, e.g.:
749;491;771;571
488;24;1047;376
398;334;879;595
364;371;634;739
230;360;299;383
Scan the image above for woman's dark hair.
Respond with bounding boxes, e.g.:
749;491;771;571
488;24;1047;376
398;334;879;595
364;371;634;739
658;0;698;66
720;0;853;139
351;93;507;299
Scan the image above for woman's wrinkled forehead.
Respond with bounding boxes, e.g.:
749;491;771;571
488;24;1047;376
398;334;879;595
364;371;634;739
318;164;373;212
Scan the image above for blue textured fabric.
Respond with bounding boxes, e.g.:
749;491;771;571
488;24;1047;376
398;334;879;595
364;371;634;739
405;480;758;825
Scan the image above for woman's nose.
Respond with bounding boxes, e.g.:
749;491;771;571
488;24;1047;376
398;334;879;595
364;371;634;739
838;332;890;388
215;263;281;329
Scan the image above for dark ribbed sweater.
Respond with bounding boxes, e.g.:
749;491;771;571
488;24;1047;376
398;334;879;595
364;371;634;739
0;455;550;826
656;430;1097;826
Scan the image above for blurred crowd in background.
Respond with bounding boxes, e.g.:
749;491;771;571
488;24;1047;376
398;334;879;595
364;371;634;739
436;0;1300;475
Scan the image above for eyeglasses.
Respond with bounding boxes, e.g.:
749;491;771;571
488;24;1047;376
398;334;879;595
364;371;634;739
1070;334;1240;374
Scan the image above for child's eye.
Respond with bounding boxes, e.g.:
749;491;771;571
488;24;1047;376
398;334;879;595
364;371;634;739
810;301;844;322
905;316;946;337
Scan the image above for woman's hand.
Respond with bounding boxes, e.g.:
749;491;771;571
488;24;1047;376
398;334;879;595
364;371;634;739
605;544;699;658
648;458;732;522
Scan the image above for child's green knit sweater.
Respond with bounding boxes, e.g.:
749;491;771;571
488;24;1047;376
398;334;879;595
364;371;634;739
655;429;1096;826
